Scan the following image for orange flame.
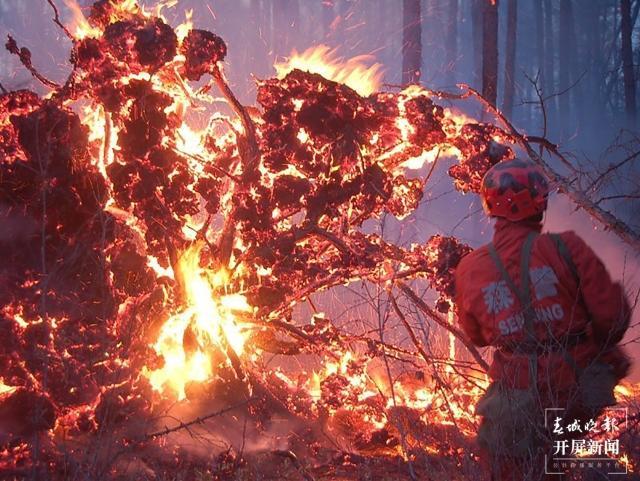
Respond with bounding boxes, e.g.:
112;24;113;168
0;379;16;396
63;0;101;39
143;243;252;400
174;9;194;44
63;0;148;39
274;45;384;97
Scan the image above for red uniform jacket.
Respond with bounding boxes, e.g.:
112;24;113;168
454;219;631;391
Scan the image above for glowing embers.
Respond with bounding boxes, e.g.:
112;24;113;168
274;45;384;97
284;341;487;441
143;243;252;400
63;0;102;39
64;0;149;39
0;379;17;396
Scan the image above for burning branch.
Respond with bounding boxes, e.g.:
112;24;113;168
396;282;489;372
460;84;640;254
143;399;256;440
5;36;61;89
46;0;74;40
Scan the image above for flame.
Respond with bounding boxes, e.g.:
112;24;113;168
399;147;440;170
175;9;194;44
63;0;101;39
275;340;488;441
108;0;142;19
143;243;252;400
175;122;205;158
0;379;16;396
615;384;631;397
7;3;639;470
63;0;147;40
274;45;384;97
152;0;179;19
81;104;119;177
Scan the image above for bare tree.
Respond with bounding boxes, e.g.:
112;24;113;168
621;0;637;127
534;0;544;126
542;0;556;129
272;0;300;57
502;0;517;118
470;0;483;89
445;0;458;86
482;0;498;106
558;0;576;137
402;0;422;84
248;0;270;78
322;0;335;38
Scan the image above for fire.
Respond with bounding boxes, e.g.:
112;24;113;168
275;45;384;97
175;9;194;44
390;86;469;171
82;104;119;176
2;1;638;477
399;146;440;169
63;0;102;39
0;379;16;396
175;122;205;157
143;243;252;400
63;0;160;40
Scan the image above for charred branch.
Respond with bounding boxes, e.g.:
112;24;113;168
461;84;640;254
396;281;489;372
46;0;74;40
5;35;61;89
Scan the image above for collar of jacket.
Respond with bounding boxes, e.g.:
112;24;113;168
492;217;543;250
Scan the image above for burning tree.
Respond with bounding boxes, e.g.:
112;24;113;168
0;1;637;480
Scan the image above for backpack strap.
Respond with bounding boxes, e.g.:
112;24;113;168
488;232;539;389
549;233;587;376
519;232;538;343
487;232;538;340
550;233;579;283
488;232;588;387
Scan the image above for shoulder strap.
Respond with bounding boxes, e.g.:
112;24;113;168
488;232;540;391
489;233;585;383
519;232;538;341
488;232;538;341
550;233;579;283
487;244;521;300
549;233;586;376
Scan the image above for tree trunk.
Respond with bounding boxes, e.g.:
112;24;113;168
542;0;556;131
322;0;335;38
586;2;604;139
482;0;498;106
558;0;575;136
446;0;459;86
471;0;483;89
402;0;422;84
249;0;268;77
337;0;350;38
621;0;637;127
535;0;545;128
272;0;299;57
502;0;517;118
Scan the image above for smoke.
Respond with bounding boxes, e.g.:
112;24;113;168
149;396;321;462
0;204;38;242
545;194;640;380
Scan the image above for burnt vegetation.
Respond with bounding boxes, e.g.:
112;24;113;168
0;1;638;480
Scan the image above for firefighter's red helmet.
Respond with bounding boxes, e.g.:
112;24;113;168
480;158;549;221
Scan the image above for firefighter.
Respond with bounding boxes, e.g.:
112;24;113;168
454;158;631;480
